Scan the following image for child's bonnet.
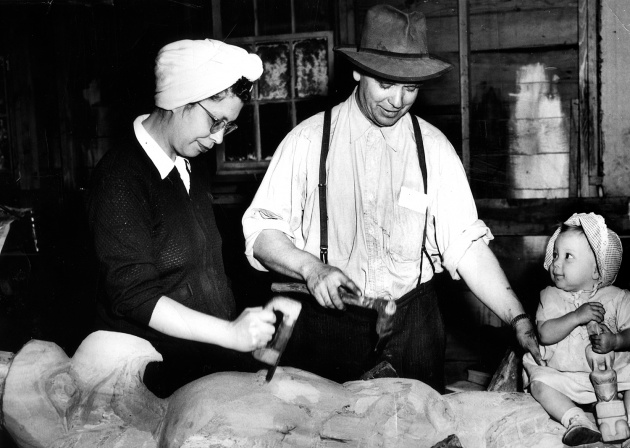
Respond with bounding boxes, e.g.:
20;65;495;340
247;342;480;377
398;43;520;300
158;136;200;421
543;212;623;288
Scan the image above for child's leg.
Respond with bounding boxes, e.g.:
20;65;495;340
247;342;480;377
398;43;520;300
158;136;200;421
530;380;577;421
530;380;601;446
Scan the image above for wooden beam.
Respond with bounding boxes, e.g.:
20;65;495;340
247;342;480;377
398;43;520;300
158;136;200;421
337;0;356;45
211;0;222;38
427;8;578;53
569;99;579;196
476;197;630;236
578;0;601;197
409;0;577;17
586;0;602;189
458;0;470;177
0;0;113;4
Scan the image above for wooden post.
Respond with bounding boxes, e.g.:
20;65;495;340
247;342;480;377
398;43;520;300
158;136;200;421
336;0;355;46
211;0;222;38
578;0;601;197
458;0;470;177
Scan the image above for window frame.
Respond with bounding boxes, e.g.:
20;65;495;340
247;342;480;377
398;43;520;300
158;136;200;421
213;31;334;175
216;31;334;175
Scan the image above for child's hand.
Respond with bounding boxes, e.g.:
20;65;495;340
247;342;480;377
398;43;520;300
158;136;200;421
590;324;618;354
574;302;605;325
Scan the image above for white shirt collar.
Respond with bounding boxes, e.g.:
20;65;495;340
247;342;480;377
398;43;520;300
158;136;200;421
133;115;191;192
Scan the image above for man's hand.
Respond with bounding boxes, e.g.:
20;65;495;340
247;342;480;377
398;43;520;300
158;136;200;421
303;262;361;310
514;317;546;366
590;324;618;354
252;230;361;310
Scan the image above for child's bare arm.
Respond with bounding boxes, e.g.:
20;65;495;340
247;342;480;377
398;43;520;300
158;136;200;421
538;302;605;344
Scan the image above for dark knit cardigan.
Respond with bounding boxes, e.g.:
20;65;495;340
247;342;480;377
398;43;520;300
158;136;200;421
88;138;235;344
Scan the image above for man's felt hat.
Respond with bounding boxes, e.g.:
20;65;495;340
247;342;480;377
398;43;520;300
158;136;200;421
334;4;452;82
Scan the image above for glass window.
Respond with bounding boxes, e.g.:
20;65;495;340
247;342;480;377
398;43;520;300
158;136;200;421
218;32;334;173
215;0;334;174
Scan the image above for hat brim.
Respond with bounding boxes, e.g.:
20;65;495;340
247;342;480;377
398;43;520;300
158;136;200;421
335;46;452;82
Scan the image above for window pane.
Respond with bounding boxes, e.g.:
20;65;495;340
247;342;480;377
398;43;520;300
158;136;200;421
295;0;332;33
221;0;255;38
260;103;292;159
294;38;329;98
257;43;291;100
258;0;291;35
224;105;256;162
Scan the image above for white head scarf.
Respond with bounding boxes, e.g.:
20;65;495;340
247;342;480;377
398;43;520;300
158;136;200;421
154;39;263;110
543;212;623;288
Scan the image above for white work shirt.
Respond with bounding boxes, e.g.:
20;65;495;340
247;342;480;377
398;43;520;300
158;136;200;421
243;89;492;299
134;115;191;193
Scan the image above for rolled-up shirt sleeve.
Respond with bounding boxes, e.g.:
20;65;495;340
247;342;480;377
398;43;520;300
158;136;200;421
243;126;315;271
429;132;493;280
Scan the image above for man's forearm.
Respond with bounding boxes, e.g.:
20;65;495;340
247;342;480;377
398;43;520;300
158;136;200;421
457;239;545;365
456;239;525;323
252;229;323;281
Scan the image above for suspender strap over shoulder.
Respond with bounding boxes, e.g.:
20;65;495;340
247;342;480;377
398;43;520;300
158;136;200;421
410;115;434;285
318;112;432;280
411;114;427;195
319;108;332;263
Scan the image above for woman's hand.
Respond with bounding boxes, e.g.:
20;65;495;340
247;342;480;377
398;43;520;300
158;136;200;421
573;302;605;326
228;307;277;352
590;324;619;354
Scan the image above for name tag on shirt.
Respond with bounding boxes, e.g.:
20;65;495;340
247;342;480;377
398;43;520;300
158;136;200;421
398;186;429;213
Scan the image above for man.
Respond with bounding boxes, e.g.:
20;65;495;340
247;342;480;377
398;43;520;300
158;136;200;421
242;4;543;391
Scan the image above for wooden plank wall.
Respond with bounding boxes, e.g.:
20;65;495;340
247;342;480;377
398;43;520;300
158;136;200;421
600;0;630;197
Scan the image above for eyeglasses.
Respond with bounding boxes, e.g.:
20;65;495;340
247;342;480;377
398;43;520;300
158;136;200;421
196;102;238;136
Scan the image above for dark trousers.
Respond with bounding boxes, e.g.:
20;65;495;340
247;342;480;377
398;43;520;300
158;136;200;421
281;280;445;393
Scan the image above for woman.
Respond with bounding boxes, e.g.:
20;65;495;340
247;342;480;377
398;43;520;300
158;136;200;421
88;39;275;397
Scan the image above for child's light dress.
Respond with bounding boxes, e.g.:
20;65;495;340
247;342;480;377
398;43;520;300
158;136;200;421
523;285;630;404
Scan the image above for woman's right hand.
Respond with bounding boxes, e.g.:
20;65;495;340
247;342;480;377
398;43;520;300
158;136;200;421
574;302;605;326
228;307;277;352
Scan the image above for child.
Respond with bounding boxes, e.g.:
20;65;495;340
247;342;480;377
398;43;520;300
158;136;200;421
523;212;630;446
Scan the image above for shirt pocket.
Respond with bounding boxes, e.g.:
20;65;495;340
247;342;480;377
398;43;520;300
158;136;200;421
387;206;426;262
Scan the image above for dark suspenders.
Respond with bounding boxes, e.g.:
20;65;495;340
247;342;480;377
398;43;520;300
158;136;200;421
318;111;433;283
319;109;332;264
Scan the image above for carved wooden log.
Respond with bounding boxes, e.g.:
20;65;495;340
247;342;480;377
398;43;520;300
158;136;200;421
585;321;630;443
487;349;520;392
1;331;566;448
0;350;14;426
